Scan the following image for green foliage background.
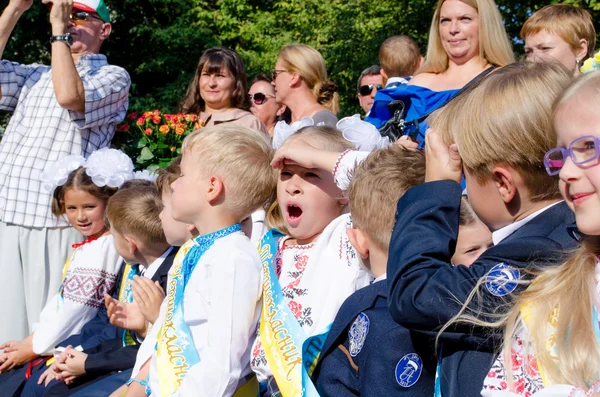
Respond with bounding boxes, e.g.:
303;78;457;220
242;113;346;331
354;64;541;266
1;0;599;122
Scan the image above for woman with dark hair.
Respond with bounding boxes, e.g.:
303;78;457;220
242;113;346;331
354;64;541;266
180;47;267;134
249;74;290;137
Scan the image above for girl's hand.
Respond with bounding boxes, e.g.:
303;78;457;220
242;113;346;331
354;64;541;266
424;128;462;184
133;276;164;324
38;364;58;386
105;294;147;334
54;346;87;384
0;340;36;373
272;137;341;172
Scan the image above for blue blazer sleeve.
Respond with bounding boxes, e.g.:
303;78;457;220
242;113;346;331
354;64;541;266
387;181;569;339
84;340;139;375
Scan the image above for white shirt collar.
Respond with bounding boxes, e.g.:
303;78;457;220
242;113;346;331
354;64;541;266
491;201;562;245
385;77;410;86
143;246;173;279
373;273;387;283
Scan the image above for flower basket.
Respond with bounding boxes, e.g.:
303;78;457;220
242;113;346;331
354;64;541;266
112;110;204;171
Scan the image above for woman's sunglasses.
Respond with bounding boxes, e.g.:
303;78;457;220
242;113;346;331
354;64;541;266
249;92;275;105
358;84;383;96
70;11;103;22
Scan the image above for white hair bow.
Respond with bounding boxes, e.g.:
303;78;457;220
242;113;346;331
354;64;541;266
336;115;391;151
41;148;135;193
272;117;319;149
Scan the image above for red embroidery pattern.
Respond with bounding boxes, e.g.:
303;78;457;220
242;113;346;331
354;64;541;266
71;236;98;249
483;334;544;395
332;149;351;182
63;268;117;308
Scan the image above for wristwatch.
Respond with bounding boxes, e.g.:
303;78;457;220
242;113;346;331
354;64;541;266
50;33;73;47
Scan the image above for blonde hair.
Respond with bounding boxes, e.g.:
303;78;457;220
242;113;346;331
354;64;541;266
430;62;572;202
444;72;600;390
182;124;277;220
265;125;354;232
106;185;167;248
279;44;339;114
459;195;478;226
349;146;425;251
521;4;596;61
418;0;515;74
379;36;422;78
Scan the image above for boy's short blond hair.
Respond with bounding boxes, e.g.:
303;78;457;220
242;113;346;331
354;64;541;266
379;36;421;78
155;156;182;196
182;124;277;220
107;185;167;248
521;4;596;61
349;146;425;251
430;62;573;202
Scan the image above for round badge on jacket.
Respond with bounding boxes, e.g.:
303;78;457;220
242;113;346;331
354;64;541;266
485;263;520;297
395;353;423;388
348;312;370;357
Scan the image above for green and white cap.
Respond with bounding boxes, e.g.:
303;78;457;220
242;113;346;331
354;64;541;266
73;0;110;23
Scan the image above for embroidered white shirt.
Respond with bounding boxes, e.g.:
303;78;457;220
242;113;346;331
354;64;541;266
0;55;130;227
31;235;122;355
147;232;262;397
250;213;372;381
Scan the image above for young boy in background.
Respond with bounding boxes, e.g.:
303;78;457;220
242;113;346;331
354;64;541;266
313;146;435;396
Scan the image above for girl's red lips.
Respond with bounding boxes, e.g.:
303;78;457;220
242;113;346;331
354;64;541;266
571;191;594;205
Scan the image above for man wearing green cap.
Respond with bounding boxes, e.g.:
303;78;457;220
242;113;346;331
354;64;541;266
0;0;130;347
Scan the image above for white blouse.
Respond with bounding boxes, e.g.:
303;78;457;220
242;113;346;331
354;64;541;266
32;235;122;355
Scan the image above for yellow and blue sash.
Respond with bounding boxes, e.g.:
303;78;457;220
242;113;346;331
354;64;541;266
118;263;140;347
156;224;242;396
258;229;330;397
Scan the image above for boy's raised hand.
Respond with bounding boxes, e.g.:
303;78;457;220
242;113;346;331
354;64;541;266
424;128;463;184
104;294;147;334
272;137;341;172
132;276;165;324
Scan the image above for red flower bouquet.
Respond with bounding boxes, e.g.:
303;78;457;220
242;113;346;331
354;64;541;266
113;110;204;170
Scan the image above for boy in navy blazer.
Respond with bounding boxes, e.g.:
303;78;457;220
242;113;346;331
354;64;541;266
386;63;578;397
314;146;435;396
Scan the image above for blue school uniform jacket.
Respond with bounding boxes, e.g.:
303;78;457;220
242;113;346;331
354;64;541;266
313;279;435;397
387;180;578;397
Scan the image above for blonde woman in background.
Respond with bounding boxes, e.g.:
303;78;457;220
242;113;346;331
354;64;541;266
367;0;515;145
271;44;339;126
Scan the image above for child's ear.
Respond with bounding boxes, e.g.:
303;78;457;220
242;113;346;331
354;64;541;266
346;228;370;259
125;235;139;256
492;166;517;204
206;176;224;204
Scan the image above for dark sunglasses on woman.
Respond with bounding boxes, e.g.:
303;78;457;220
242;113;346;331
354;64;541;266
249;92;275;105
358;84;383;96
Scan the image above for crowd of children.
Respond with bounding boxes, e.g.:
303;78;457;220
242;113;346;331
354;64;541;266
2;1;600;396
